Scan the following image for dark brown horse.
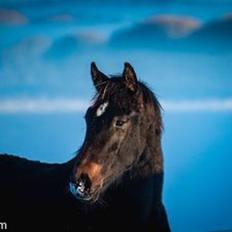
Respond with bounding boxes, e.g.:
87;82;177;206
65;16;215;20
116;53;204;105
0;62;170;231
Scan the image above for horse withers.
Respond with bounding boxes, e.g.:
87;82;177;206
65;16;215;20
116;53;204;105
0;62;170;231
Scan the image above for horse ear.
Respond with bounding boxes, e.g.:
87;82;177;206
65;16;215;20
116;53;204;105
123;62;137;92
91;62;109;92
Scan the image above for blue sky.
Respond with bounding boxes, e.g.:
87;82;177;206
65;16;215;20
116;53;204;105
0;1;232;231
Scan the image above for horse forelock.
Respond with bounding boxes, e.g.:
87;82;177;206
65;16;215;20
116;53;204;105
92;75;160;115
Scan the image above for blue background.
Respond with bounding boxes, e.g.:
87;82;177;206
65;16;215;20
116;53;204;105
0;0;232;231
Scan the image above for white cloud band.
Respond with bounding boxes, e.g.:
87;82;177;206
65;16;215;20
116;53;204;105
0;98;232;114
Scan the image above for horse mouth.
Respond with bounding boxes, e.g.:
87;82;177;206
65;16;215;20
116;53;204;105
69;181;93;202
69;173;102;202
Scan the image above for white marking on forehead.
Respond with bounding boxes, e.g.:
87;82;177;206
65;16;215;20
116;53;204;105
96;102;109;117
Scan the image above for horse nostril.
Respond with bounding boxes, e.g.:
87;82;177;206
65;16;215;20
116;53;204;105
77;173;92;195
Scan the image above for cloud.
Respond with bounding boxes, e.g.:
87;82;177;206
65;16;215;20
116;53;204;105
0;8;28;25
0;98;231;114
0;98;89;113
162;99;232;112
109;15;201;49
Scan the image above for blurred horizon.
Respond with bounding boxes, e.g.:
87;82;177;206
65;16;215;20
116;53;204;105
0;0;232;231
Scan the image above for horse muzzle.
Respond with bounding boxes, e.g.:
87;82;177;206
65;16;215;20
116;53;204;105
69;173;93;201
69;162;103;202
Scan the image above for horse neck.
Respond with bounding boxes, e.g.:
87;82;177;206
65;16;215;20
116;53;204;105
105;146;164;207
131;129;164;178
103;168;164;218
110;128;164;203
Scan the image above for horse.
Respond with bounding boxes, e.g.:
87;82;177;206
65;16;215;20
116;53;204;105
0;62;171;231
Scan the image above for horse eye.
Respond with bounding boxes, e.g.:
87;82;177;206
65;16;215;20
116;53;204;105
115;120;125;127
